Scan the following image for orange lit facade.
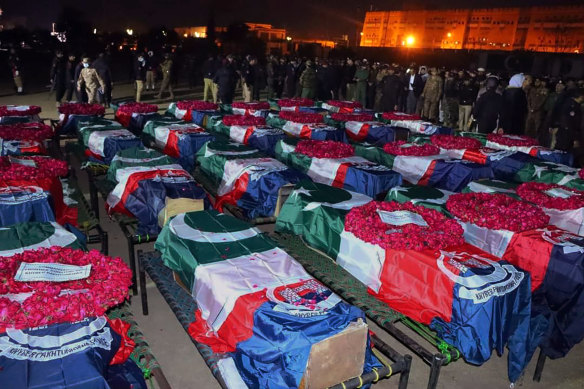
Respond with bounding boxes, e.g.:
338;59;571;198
360;6;584;53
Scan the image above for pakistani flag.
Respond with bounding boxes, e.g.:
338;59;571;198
155;210;381;388
81;127;142;165
274;139;402;198
142;121;214;171
276;182;539;382
511;159;584;190
460;132;574;166
0;221;84;256
106;164;208;235
127;112;163;134
107;147;175;184
0;105;40;124
0;139;45;156
167;103;219;127
77;118;123;133
354;144;493;192
385;185;454;216
0;317;147;389
212;123;285;156
196;141;305;219
389;120;452;135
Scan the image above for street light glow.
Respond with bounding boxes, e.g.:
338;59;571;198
406;35;415;46
286;36;292;41
126;28;133;36
447;32;452;38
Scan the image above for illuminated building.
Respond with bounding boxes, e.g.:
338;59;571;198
360;6;584;53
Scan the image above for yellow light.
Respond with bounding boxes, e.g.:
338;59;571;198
406;36;415;46
183;33;187;38
126;28;133;36
447;32;452;38
286;36;292;41
93;28;97;35
360;32;364;36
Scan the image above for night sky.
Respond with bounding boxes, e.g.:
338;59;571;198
2;0;579;39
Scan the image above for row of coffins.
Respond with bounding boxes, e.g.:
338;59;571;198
0;105;153;388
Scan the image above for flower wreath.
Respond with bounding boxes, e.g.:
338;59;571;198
345;201;464;251
381;112;421;121
0;105;41;117
295;140;354;159
116;102;158;114
279;111;323;123
231;101;270;110
446;192;550;232
222;115;266;126
278;98;313;107
516;182;584;210
383;141;440;156
0;123;53;141
330;112;374;122
0;156;68;180
487;134;538;147
326;100;363;109
431;134;482;150
58;103;105;116
176;100;218;111
0;247;132;330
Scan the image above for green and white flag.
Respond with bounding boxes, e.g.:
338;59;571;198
107;147;174;184
275;180;372;259
514;161;584;190
196;141;264;187
0;222;84;257
385;185;453;216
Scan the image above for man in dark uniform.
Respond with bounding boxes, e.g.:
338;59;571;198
555;88;584;154
65;54;77;102
473;76;503;134
92;53;113;106
380;65;403;112
214;55;237;104
316;60;336;101
50;50;67;106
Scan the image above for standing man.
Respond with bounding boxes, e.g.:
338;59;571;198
342;58;356;101
353;61;369;107
525;78;548;139
555;88;584;153
64;53;77;102
145;51;157;91
473;76;503;134
76;57;105;104
299;60;317;99
134;53;147;102
50;50;67;107
457;77;478;131
74;56;87;102
266;56;276;100
274;57;286;99
252;58;266;101
8;48;23;94
421;68;443;122
442;71;459;128
284;58;298;98
156;53;175;100
214;55;237;104
404;67;424;114
380;65;402;112
92;53;113;107
202;54;218;103
241;56;255;102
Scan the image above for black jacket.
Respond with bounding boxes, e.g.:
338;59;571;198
458;83;478;105
556;97;583;151
381;74;403;111
473;89;503;133
134;60;147;81
214;63;237;91
500;88;528;135
404;73;424;98
202;58;219;79
50;56;67;84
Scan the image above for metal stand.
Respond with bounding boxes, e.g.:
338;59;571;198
533;348;546;382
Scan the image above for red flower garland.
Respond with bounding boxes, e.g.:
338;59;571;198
279;111;323;123
176;100;218;111
516;182;584;210
278;98;313;107
446;193;550;232
382;112;421;121
487;134;538;147
345;201;464;251
0;247;132;330
330;113;374;122
431;134;482;150
579;169;584;180
295;140;354;159
117;102;158;114
232;101;270;110
383;141;440;156
326;100;363;109
0;123;53;141
221;115;266;126
0;105;41;117
58;103;105;116
0;156;68;180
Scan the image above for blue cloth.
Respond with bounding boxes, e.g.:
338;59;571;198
428;160;494;192
430;264;544;383
61;114;100;134
90;136;143;165
488;152;537;181
309;128;348;142
0;188;55;227
235;301;382;389
174;132;216;171
342;165;402;198
128;113;164;134
191;110;219;126
246;132;286;156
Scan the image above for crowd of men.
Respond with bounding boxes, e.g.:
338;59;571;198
41;49;584;156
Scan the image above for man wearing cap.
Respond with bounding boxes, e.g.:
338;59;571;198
299;60;317;99
156;53;174;100
525;77;548;138
353;61;369;106
404;67;424;114
473;76;503;134
77;56;106;104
